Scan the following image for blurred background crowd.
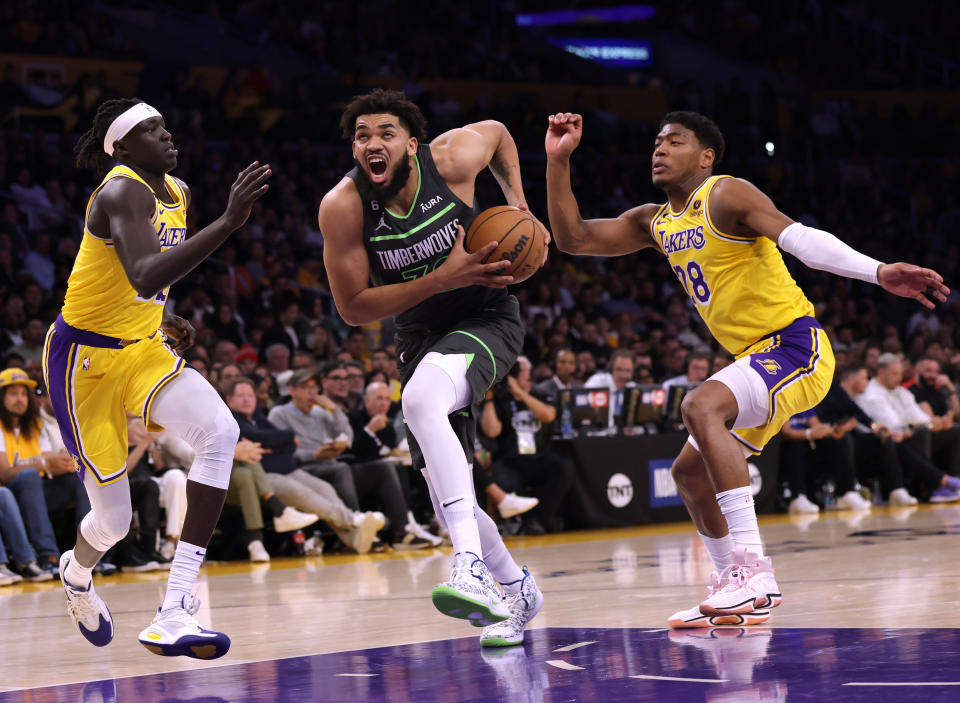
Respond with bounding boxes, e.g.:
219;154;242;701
0;0;958;579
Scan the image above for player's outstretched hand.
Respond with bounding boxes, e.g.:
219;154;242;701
160;314;196;354
545;113;583;160
435;225;514;289
878;263;950;310
223;161;271;231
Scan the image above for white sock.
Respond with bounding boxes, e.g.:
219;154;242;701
161;540;205;612
698;532;734;572
444;498;484;558
64;553;94;588
476;506;524;589
716;487;764;558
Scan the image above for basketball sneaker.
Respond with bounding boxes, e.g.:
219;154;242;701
431;552;509;627
138;594;230;659
668;570;770;628
59;550;114;647
699;548;782;617
480;567;543;647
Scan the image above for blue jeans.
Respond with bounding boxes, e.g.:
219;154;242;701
44;472;90;527
5;469;59;558
0;486;37;566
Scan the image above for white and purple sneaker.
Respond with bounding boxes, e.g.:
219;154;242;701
138;594;230;659
60;550;114;647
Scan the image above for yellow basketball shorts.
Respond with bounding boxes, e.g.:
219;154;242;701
732;316;835;455
42;315;184;485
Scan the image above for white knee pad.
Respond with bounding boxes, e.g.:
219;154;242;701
80;472;133;551
148;368;238;490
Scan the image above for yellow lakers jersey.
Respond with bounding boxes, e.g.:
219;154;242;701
650;175;814;356
62;165;188;339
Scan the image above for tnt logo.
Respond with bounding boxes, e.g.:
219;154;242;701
607;473;633;508
757;358;782;375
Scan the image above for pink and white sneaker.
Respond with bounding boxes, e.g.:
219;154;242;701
699;548;782;617
668;569;771;629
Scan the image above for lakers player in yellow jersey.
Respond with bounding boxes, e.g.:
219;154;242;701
45;98;270;658
545;111;949;628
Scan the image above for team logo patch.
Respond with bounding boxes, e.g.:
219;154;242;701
375;215;390;232
756;358;782;375
692;199;701;209
82;357;90;371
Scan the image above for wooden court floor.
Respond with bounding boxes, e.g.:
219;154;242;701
1;504;959;701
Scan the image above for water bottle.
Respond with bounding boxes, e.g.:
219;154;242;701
822;480;836;511
560;401;574;439
871;477;883;506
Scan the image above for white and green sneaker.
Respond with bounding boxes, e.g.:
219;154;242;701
480;567;542;647
431;552;509;627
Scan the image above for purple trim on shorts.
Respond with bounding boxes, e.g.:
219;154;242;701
746;316;822;395
44;325;89;481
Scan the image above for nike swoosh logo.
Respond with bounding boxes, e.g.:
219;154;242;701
195;551;205;556
442;498;464;508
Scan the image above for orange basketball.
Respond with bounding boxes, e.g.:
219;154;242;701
465;206;546;284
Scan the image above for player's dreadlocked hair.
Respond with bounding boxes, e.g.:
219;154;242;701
74;97;143;173
660;111;726;167
339;89;428;144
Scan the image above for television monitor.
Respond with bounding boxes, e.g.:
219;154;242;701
620;384;668;431
568;387;611;435
664;383;697;428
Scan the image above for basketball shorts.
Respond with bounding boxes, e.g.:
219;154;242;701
42;315;185;485
396;295;524;472
703;316;834;455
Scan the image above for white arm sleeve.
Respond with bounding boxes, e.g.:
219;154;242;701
777;222;883;285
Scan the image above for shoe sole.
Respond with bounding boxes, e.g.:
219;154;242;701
139;632;231;660
431;586;509;627
700;594;782;616
669;609;771;629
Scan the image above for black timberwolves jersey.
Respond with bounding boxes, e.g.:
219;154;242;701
348;144;507;333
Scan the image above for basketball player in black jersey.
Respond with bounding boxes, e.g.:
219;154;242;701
319;89;546;647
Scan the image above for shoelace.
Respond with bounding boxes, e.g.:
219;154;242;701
65;586;101;625
715;564;748;592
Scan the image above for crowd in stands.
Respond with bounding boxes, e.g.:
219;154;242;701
1;1;958;581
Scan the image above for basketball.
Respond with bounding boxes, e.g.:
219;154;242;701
464;205;546;283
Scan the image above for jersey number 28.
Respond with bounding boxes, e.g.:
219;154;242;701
673;260;712;305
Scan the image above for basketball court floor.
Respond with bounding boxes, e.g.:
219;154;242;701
1;504;958;702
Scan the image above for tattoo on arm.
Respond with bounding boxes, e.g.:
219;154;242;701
489;152;518;202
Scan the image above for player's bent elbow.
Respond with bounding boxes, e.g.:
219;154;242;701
553;236;583;255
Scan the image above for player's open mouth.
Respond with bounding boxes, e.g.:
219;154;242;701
368;155;387;182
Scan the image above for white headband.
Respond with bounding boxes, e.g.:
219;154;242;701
103;103;162;157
